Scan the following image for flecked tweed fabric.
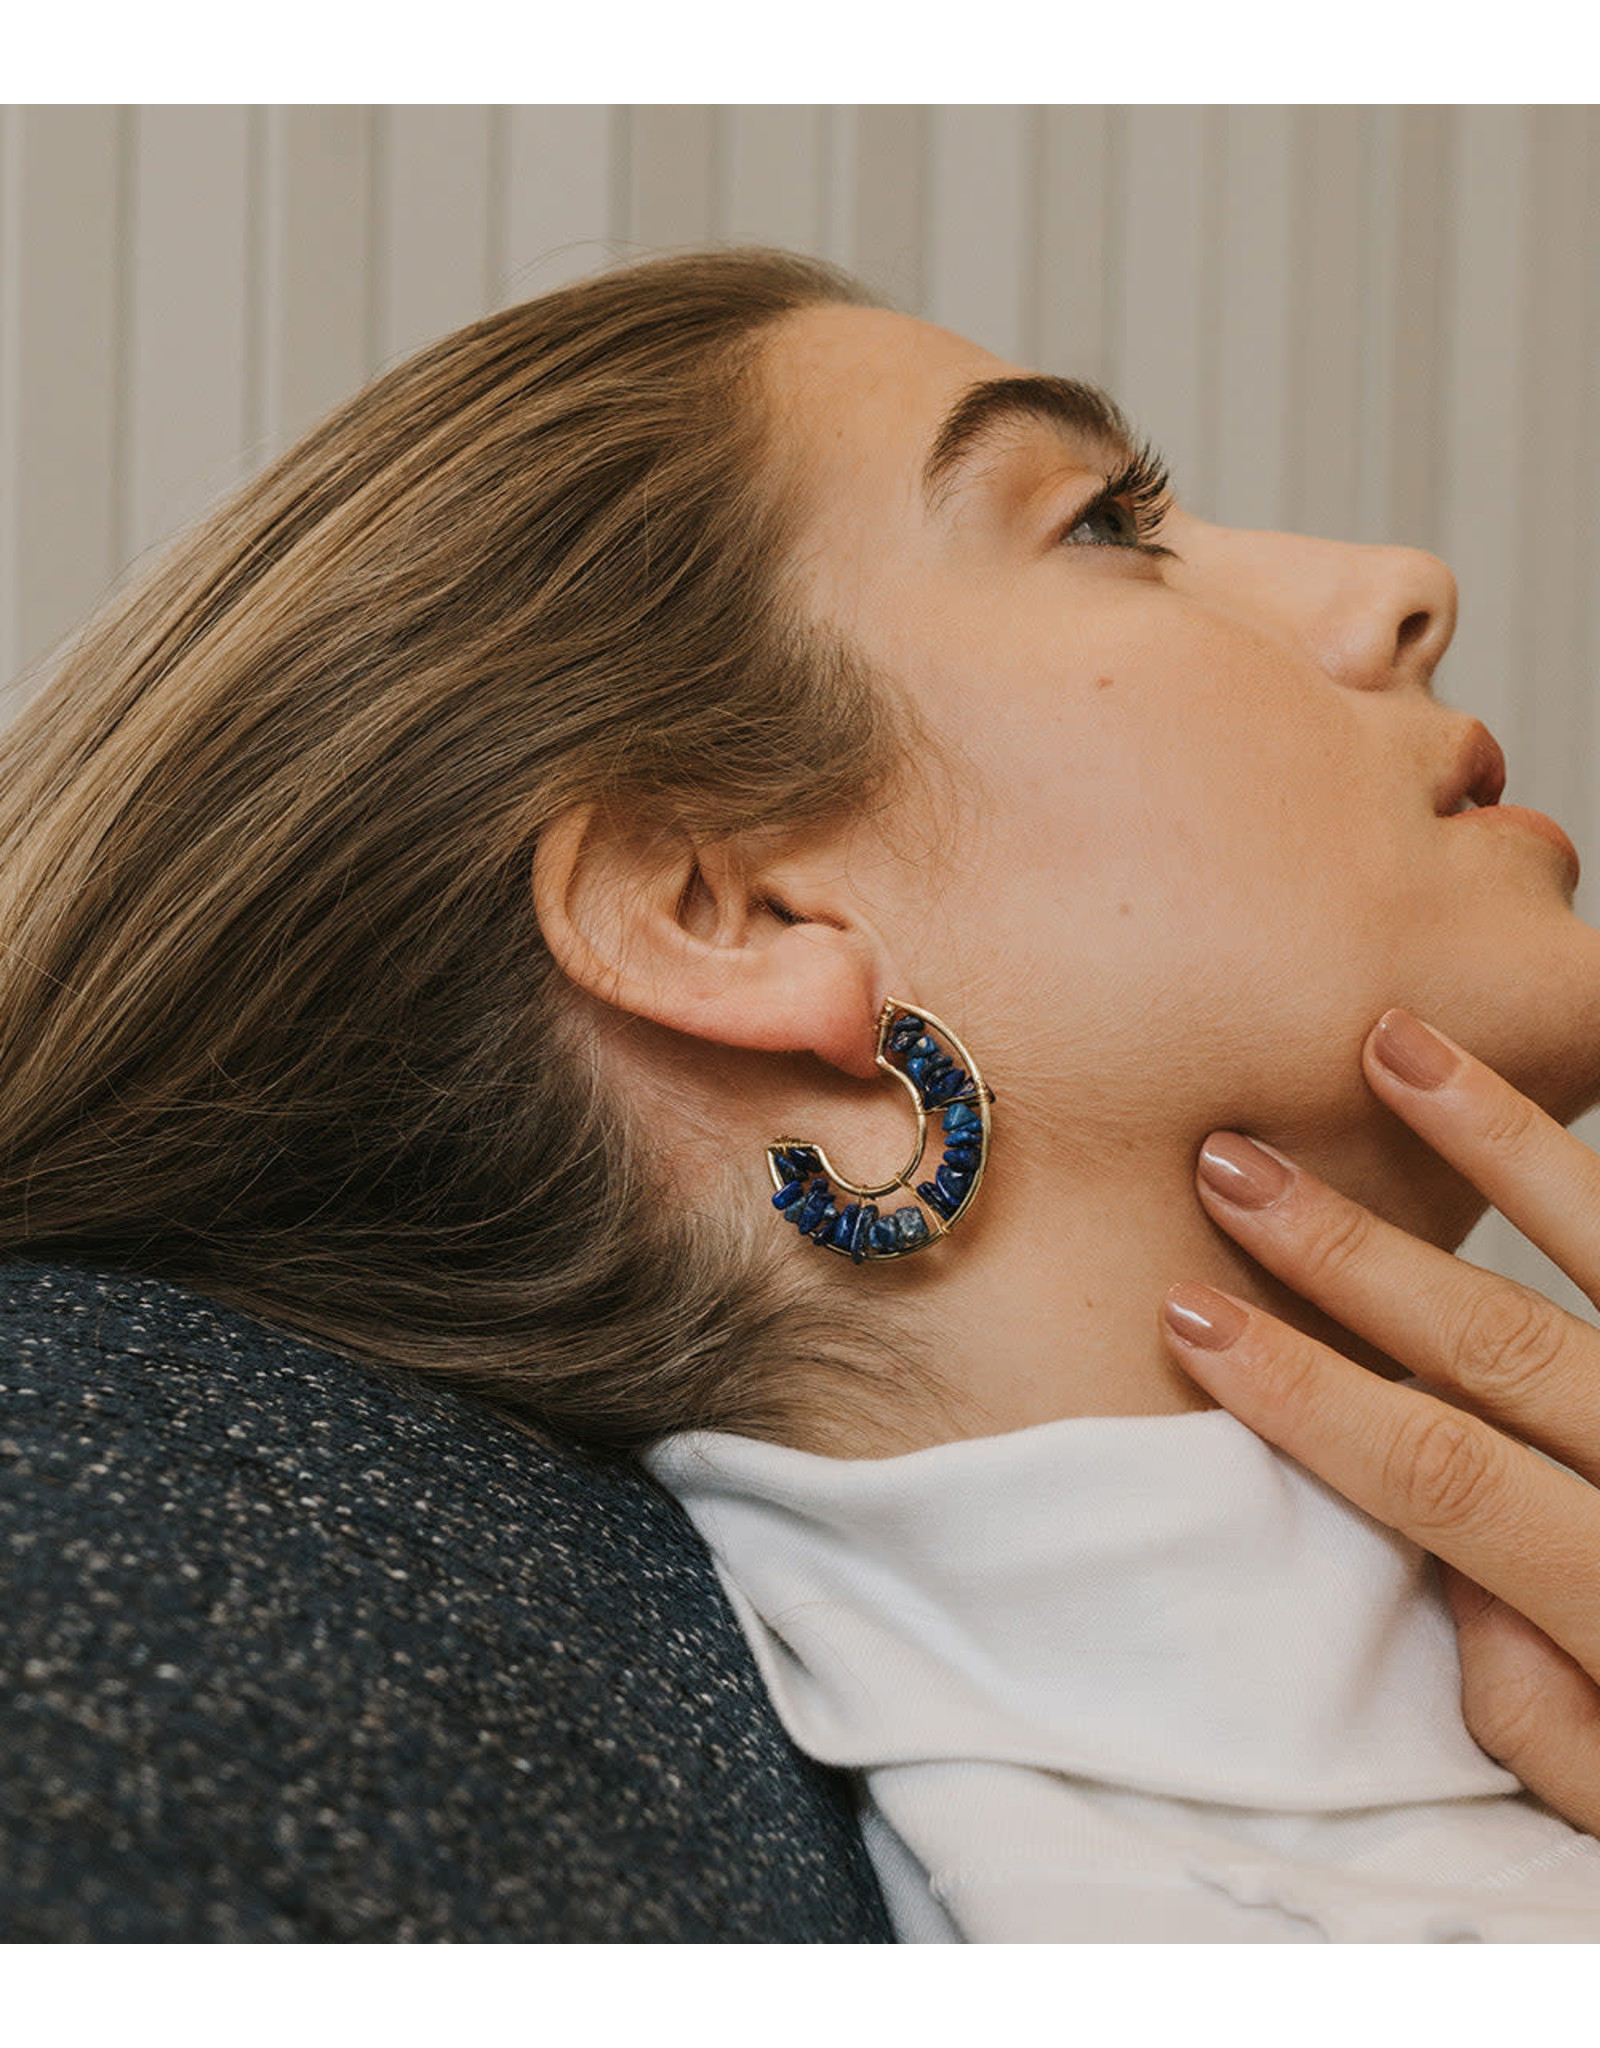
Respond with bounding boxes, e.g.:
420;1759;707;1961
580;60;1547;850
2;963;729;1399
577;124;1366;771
0;1258;894;1942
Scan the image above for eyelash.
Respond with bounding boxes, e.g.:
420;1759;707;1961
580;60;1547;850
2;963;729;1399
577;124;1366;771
1055;442;1178;560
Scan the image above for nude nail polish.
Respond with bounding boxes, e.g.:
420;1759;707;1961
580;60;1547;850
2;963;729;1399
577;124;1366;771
1372;1009;1460;1090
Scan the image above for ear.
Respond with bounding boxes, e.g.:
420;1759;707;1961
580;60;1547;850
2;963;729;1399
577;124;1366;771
531;803;890;1081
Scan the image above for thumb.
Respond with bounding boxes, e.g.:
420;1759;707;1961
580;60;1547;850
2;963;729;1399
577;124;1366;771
1439;1561;1600;1837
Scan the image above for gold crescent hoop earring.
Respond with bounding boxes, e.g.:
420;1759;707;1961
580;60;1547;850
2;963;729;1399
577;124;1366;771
766;999;997;1263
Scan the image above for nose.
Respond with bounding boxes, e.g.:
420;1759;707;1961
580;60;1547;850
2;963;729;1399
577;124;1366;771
1177;516;1459;695
1309;539;1458;693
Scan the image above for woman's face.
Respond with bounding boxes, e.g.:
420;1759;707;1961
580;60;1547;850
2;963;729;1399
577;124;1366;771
762;302;1600;1157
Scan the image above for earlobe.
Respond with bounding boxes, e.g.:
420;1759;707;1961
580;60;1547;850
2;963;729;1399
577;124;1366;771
531;801;887;1081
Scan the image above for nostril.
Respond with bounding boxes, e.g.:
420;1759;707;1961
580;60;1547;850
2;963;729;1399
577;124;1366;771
1396;609;1432;657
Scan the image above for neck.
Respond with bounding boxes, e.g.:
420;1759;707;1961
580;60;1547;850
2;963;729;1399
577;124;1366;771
789;1105;1484;1460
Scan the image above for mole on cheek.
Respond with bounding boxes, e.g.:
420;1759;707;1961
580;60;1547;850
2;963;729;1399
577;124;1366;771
1094;675;1115;691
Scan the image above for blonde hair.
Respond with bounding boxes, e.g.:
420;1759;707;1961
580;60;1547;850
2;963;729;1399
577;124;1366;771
0;247;930;1454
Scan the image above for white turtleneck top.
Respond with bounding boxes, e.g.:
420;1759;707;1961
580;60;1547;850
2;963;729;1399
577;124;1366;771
643;1407;1600;1942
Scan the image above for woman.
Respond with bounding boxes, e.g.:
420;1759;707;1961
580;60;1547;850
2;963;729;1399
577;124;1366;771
4;244;1600;1938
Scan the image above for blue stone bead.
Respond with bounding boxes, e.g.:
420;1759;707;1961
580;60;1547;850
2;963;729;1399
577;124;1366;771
924;1069;966;1105
772;1180;807;1210
918;1178;956;1218
794;1185;831;1234
867;1216;898;1253
850;1204;878;1264
777;1148;818;1181
890;1012;923;1038
943;1101;981;1133
895;1206;930;1246
808;1202;839;1242
943;1144;981;1172
828;1202;861;1249
935;1163;971;1206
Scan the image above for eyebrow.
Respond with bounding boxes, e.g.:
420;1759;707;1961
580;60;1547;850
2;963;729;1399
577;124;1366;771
920;374;1139;516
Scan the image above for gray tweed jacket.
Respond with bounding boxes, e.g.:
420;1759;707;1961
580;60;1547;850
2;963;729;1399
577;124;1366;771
0;1258;893;1941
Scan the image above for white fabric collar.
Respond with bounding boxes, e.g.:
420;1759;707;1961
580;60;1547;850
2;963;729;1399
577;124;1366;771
645;1406;1520;1810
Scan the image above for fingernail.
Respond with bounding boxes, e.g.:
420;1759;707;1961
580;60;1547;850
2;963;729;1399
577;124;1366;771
1372;1008;1461;1090
1197;1132;1292;1209
1163;1282;1250;1350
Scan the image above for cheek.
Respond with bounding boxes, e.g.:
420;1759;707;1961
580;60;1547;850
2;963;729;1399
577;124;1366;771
952;691;1395;1062
971;687;1355;922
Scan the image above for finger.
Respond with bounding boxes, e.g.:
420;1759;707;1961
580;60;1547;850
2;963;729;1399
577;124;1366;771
1160;1284;1600;1680
1191;1129;1600;1487
1440;1563;1600;1838
1363;1007;1600;1308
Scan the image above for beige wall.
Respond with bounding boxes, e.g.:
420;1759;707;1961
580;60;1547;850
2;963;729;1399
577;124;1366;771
2;103;1598;1309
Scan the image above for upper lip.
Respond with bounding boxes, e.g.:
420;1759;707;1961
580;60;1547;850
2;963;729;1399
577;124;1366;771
1435;720;1508;814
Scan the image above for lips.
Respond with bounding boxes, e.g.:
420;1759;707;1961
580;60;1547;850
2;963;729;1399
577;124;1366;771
1432;717;1580;886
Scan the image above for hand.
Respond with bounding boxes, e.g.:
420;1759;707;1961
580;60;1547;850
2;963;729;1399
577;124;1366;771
1160;1007;1600;1836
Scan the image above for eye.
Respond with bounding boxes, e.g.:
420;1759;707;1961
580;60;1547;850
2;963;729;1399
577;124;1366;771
1055;442;1179;561
1063;495;1148;549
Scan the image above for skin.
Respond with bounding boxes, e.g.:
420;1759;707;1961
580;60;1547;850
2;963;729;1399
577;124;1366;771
534;300;1600;1457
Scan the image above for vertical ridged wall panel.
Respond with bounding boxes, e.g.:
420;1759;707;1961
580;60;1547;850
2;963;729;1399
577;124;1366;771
1291;107;1369;544
721;106;828;255
259;105;371;457
0;107;121;697
125;107;255;563
925;106;1035;364
1212;106;1294;534
374;105;496;367
1035;107;1113;390
625;106;717;250
2;101;1598;1313
1109;105;1212;507
839;106;925;310
502;104;617;300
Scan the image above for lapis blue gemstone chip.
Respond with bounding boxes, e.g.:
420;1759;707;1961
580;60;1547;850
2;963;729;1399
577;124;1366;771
896;1207;930;1246
772;1180;807;1210
828;1202;861;1249
935;1164;971;1206
794;1185;831;1233
850;1204;878;1263
917;1179;955;1218
867;1214;900;1253
808;1202;839;1241
943;1144;981;1172
943;1101;980;1129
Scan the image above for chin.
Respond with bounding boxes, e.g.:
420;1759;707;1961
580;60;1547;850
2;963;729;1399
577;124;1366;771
1405;916;1600;1129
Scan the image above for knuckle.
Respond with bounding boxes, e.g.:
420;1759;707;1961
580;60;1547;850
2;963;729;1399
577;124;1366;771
1292;1194;1375;1291
1475;1082;1543;1159
1443;1282;1569;1401
1381;1401;1503;1539
1252;1330;1326;1419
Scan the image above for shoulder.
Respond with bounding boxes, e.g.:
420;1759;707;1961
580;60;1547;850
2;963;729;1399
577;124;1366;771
0;1258;891;1941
